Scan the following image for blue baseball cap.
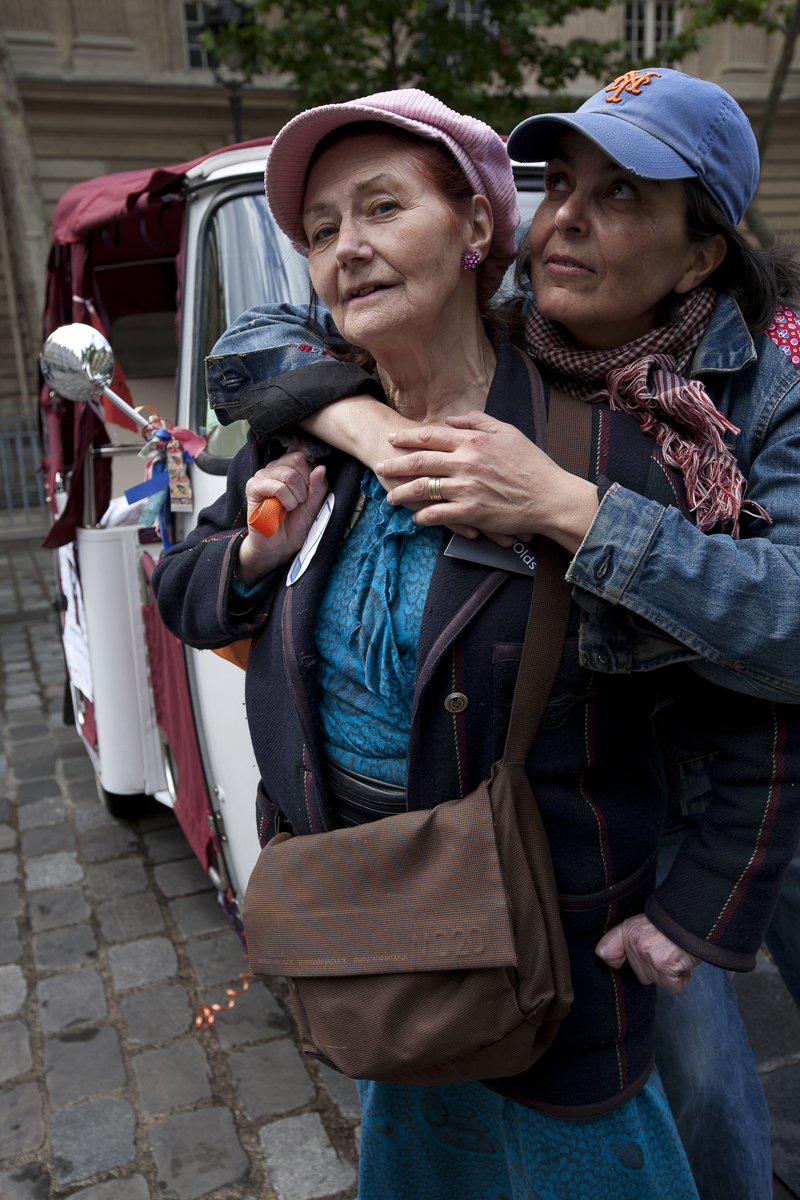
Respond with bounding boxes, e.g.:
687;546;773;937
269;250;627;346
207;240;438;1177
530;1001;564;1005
506;68;759;226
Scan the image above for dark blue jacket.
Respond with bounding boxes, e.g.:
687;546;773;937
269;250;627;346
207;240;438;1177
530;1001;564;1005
153;341;800;1118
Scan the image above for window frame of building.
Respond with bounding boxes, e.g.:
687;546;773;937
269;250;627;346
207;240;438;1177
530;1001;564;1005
181;1;217;70
625;0;678;61
450;0;485;28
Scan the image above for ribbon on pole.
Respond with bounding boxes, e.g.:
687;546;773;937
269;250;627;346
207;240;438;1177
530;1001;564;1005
130;424;208;544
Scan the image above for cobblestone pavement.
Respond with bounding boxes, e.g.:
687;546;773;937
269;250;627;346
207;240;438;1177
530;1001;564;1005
1;537;800;1200
0;540;358;1200
734;957;800;1198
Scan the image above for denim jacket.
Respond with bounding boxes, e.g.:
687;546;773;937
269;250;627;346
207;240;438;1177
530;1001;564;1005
205;293;800;703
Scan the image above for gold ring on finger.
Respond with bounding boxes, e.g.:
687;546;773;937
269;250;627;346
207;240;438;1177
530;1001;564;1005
427;476;443;502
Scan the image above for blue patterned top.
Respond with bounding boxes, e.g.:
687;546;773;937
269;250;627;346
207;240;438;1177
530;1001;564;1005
314;471;443;785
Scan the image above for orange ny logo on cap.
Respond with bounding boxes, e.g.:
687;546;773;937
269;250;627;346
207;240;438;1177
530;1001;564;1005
605;70;662;103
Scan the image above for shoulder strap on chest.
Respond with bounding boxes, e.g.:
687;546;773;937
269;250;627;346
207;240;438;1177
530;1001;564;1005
503;387;592;765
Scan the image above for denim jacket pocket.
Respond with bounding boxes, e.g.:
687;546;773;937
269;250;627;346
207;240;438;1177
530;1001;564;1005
578;613;700;675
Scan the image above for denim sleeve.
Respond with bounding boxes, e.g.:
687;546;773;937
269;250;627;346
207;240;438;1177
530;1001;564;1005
211;302;340;358
205;303;374;428
566;380;800;703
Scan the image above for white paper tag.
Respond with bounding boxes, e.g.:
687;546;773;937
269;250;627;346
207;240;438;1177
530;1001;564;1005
287;493;335;585
444;532;537;577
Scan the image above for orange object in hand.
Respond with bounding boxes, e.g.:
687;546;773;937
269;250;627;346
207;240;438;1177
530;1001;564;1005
248;496;287;538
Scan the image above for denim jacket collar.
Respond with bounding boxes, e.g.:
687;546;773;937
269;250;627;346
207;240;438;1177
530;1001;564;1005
689;292;757;376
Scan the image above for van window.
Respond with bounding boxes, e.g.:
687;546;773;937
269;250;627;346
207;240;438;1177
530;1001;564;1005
112;312;179;378
198;191;309;455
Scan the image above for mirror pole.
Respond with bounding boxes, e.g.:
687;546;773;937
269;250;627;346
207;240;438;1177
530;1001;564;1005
99;385;150;431
84;446;97;528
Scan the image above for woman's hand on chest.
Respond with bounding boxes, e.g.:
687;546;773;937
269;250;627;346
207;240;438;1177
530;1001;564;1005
376;411;599;554
236;449;329;586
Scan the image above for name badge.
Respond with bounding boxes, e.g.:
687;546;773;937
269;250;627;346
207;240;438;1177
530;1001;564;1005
287;493;335;585
444;532;536;577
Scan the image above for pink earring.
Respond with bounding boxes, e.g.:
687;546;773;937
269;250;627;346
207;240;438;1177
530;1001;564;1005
461;250;480;271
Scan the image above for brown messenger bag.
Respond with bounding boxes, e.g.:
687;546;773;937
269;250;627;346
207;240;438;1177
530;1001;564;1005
243;386;591;1085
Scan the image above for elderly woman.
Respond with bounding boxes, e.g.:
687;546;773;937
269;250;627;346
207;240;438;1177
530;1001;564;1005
154;87;800;1199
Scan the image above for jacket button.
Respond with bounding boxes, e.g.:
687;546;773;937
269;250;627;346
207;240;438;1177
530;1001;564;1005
596;549;613;579
598;654;610;665
444;692;468;714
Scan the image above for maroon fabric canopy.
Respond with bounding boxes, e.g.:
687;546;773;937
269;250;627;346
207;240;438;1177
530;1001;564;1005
50;137;273;245
41;136;273;548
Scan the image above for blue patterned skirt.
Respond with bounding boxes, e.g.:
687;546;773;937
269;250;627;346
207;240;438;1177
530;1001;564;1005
356;1069;699;1199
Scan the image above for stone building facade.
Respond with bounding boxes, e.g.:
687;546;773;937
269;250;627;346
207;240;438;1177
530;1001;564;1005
0;0;294;416
0;0;798;418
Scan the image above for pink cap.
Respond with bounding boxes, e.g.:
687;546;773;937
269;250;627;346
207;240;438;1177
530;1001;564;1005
265;88;519;296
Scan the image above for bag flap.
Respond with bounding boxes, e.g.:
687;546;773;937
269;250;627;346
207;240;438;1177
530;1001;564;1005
244;783;517;977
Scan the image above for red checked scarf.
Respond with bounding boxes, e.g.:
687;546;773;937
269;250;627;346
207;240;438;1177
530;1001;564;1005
526;286;768;536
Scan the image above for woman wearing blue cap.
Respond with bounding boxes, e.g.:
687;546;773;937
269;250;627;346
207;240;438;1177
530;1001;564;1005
166;71;800;1199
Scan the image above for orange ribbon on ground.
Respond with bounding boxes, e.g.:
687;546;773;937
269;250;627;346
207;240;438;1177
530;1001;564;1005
195;972;254;1028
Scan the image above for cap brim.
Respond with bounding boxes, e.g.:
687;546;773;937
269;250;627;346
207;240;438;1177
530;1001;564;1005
507;112;697;181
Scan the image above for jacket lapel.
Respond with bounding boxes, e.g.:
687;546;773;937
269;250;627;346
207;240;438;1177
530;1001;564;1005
407;342;544;806
280;455;363;828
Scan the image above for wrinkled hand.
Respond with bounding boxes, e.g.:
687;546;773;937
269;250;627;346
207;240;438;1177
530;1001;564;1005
376;411;598;554
595;915;701;994
236;450;327;586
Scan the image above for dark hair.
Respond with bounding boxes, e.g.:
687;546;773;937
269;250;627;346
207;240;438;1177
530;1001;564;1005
668;180;800;333
304;121;494;369
506;184;800;337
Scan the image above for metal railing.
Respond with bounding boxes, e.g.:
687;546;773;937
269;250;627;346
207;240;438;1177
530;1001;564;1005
0;415;46;524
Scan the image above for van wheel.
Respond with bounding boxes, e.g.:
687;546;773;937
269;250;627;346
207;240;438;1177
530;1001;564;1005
95;779;152;822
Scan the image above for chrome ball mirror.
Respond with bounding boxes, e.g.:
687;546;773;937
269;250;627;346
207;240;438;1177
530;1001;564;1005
40;323;148;430
40;322;115;403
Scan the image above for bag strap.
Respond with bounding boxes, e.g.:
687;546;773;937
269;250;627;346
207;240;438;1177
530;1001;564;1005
503;386;593;766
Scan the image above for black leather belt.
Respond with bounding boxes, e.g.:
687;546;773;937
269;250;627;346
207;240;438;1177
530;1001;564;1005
322;755;407;827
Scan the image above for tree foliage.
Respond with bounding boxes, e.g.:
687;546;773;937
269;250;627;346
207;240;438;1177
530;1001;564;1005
201;0;800;242
202;0;649;131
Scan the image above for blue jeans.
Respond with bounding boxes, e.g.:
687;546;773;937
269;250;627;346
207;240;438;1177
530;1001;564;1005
654;817;773;1200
